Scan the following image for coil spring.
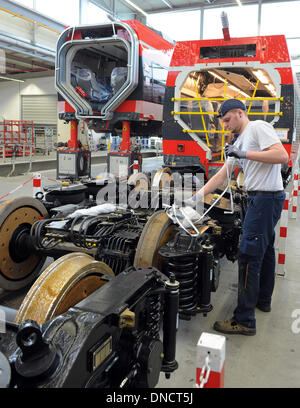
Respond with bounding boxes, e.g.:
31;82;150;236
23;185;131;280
99;233;133;275
145;294;161;339
164;254;198;313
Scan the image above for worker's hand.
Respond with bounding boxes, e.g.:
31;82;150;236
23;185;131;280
224;144;247;159
183;192;204;208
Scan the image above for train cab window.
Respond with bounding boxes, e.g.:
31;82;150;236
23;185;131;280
151;63;168;85
111;67;128;94
143;62;168;104
69;41;129;112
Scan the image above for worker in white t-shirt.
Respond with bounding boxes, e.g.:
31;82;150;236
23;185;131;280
187;99;289;335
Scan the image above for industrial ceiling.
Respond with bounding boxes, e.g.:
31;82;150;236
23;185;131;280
94;0;296;16
0;0;297;82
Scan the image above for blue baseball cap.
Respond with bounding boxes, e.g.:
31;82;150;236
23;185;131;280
217;99;246;118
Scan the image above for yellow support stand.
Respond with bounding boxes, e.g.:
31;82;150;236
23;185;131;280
171;80;283;162
172;111;282;116
172;97;283;102
220;80;228;162
194;80;210;147
182;129;231;133
247;80;260;114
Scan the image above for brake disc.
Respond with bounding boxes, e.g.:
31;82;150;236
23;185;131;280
0;197;48;291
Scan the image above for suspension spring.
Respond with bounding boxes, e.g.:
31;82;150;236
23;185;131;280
145;294;161;339
98;229;139;276
163;254;198;314
99;234;128;275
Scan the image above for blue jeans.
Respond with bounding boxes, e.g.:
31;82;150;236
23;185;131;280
233;191;285;328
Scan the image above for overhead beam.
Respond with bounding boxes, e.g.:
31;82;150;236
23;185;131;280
5;53;54;69
147;0;300;14
0;0;66;33
0;43;55;64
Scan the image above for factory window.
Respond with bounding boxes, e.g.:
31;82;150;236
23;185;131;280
87;3;110;24
147;10;200;41
286;38;300;61
35;0;80;26
14;0;34;8
203;5;259;39
260;1;300;37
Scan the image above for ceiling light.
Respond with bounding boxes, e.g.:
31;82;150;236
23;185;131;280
265;84;276;96
123;0;148;17
208;70;224;82
161;0;173;8
252;70;269;84
208;70;250;97
228;85;250;98
0;75;25;83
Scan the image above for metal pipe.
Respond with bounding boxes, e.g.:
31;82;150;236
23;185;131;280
119;121;132;152
172;97;284;101
247;80;260;114
172;111;283;116
0;5;61;34
0;32;56;59
193;79;210;147
69;120;79;149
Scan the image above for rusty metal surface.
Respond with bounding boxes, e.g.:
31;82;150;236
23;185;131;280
0;197;48;291
134;210;176;269
152;167;172;189
204;193;232;211
127;172;149;191
15;252;114;325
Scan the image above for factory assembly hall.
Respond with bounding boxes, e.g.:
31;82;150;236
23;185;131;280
0;0;300;395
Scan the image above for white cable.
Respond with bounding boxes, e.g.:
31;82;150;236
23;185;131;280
223;145;235;214
188;146;235;223
165;205;200;236
165;145;236;235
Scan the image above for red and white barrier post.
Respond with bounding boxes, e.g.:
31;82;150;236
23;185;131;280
196;332;226;388
33;173;43;198
291;168;298;219
277;192;289;277
133;160;139;174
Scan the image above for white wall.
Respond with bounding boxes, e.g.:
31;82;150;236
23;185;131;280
0;75;56;120
0;76;78;143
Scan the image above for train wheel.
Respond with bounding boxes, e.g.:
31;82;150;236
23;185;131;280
134;210;176;270
152;167;172;190
0;197;48;291
128;172;149;191
15;252;114;324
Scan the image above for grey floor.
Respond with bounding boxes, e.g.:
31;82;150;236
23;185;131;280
0;157;300;388
158;179;300;389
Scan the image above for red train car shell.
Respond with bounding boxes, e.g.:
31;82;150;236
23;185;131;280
162;35;296;180
56;20;175;137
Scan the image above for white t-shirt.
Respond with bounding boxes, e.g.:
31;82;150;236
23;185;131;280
228;120;283;191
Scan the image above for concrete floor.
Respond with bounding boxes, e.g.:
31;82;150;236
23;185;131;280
158;180;300;389
0;157;300;388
